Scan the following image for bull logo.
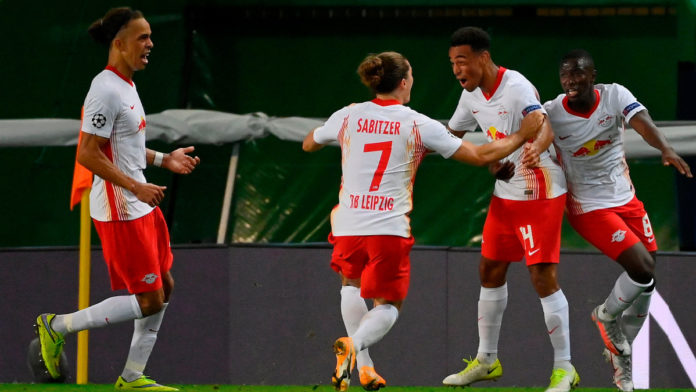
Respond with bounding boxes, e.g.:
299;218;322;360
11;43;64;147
597;114;614;128
572;139;611;157
138;116;147;132
486;126;507;141
142;273;159;284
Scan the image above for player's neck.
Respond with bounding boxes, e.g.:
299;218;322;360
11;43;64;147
479;63;500;95
107;53;135;82
376;93;404;104
567;91;596;113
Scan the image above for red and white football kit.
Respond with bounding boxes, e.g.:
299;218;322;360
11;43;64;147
449;67;567;264
82;66;172;293
545;83;657;259
314;98;462;301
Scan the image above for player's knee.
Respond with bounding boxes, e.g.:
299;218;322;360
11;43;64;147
136;292;165;317
627;254;655;284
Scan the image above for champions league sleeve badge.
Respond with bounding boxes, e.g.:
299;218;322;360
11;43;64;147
91;113;107;128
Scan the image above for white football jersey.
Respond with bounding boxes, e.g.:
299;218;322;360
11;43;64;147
82;66;154;222
449;67;566;201
544;83;645;214
314;99;463;238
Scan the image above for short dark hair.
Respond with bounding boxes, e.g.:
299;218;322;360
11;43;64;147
561;49;595;68
88;7;144;46
450;27;490;52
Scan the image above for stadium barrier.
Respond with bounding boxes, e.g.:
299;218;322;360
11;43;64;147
2;245;694;388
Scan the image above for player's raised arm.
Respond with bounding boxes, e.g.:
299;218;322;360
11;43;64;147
629;110;692;178
450;111;542;165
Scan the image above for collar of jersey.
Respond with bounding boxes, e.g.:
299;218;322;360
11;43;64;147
481;66;506;101
371;98;401;106
562;89;600;118
105;65;134;87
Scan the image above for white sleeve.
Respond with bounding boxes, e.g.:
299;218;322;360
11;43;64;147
313;106;351;144
419;117;462;159
448;93;479;132
82;85;120;139
514;82;546;118
613;83;645;122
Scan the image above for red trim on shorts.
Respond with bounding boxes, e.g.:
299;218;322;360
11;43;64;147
482;66;507;100
371;98;401;106
100;141;121;221
562;89;600;118
105;65;134;87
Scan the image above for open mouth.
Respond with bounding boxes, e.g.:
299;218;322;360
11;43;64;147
458;78;467;87
565;88;578;98
141;52;150;64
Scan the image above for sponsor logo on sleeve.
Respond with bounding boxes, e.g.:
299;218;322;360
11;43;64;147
522;104;541;116
622;102;641;116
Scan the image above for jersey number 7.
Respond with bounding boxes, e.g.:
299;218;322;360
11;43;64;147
364;141;393;192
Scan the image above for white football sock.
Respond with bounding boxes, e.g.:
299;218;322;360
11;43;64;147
121;303;168;382
604;272;653;318
541;289;571;364
352;304;399;352
476;284;507;363
341;286;374;369
52;295;142;335
622;290;653;344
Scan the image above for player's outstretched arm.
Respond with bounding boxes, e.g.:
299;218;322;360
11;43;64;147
450;113;542;166
78;132;166;206
629;110;693;178
302;127;325;152
148;147;200;175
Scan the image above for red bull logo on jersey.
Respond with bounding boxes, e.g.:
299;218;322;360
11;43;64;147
572;139;612;157
486;126;507;141
138;116;147;132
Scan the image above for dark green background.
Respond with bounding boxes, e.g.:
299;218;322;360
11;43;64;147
0;0;692;249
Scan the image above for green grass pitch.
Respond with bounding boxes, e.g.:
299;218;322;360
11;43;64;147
1;386;694;392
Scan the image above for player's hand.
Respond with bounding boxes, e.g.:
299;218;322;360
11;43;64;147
164;146;201;175
521;142;541;168
662;148;693;178
133;182;167;207
489;161;515;181
518;111;544;141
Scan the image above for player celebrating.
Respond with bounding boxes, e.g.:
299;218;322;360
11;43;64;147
544;49;692;392
440;27;578;392
34;7;199;391
303;51;542;391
